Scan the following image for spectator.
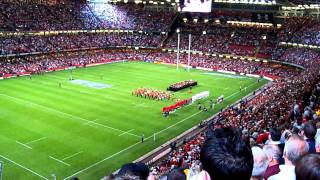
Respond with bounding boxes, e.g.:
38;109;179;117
166;167;187;180
295;153;320;180
115;162;150;180
267;128;284;154
268;134;309;180
302;122;317;153
200;127;253;180
251;146;269;180
262;145;281;180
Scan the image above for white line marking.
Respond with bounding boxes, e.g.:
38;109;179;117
16;141;32;149
83;119;98;125
49;156;71;167
132;103;149;108
0;154;49;180
62;151;84;161
89;122;140;138
63;111;202;180
25;137;47;145
118;129;135;136
0;94;140;138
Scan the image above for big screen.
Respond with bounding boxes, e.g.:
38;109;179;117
180;0;212;13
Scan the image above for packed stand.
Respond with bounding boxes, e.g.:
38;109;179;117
278;17;320;46
273;48;320;68
287;0;320;5
165;21;278;58
0;1;176;31
0;33;165;55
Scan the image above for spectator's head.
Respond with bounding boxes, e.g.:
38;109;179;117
200;127;253;180
263;144;281;165
251;146;269;180
269;128;281;142
117;162;150;180
283;134;309;165
303;122;317;140
111;173;140;180
295;153;320;180
166;167;186;180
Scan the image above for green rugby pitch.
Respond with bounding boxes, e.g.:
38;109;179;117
0;61;268;179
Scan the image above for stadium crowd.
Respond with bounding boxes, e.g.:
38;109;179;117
0;33;165;55
1;2;320;179
0;1;176;31
0;49;300;78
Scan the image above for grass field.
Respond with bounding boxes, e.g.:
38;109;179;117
0;61;268;179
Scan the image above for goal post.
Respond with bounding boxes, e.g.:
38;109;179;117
176;31;180;70
187;34;192;72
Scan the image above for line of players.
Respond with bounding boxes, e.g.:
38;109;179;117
132;88;172;101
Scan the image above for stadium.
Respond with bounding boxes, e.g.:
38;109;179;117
0;0;320;179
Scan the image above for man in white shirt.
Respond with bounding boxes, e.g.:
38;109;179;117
268;134;309;180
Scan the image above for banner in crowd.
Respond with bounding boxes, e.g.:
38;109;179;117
162;99;192;113
192;91;210;103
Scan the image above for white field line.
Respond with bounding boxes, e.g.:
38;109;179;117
16;141;32;149
62;151;84;161
118;129;135;136
49;156;71;167
83;119;99;125
0;154;49;180
63;111;202;180
132;103;149;108
25;137;47;145
0;94;140;138
90;122;140;138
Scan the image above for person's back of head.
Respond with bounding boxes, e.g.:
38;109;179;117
110;173;141;180
269;128;281;142
303;122;316;140
283;134;309;165
166;167;186;180
251;146;269;180
200;127;253;180
295;153;320;180
117;162;150;180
